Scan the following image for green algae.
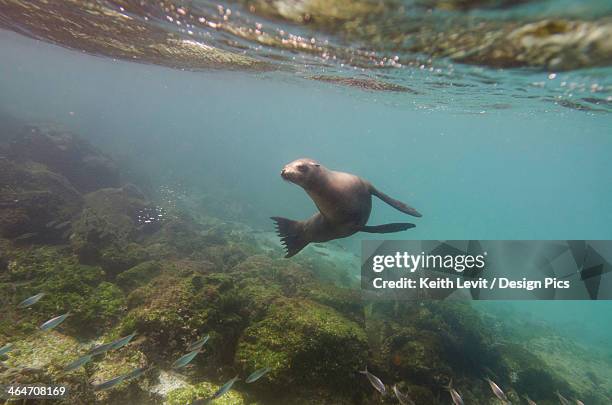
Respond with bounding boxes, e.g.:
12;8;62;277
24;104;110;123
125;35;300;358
165;380;247;405
235;298;367;393
3;246;125;337
116;261;162;291
0;159;83;240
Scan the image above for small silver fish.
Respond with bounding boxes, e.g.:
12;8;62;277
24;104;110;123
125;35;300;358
89;332;136;356
444;380;464;405
110;332;137;351
210;376;240;400
53;221;71;230
123;366;148;381
93;374;126;391
14;232;37;241
359;366;386;395
485;377;508;402
392;384;415;405
172;349;200;369
18;293;45;308
245;367;271;383
0;343;14;356
40;313;70;331
186;335;209;352
88;341;116;356
64;354;92;371
556;391;571;405
524;395;537;405
575;400;585;405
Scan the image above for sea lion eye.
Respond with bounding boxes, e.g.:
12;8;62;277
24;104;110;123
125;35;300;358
297;164;307;172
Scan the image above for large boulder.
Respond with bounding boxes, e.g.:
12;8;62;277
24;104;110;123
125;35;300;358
0;158;83;240
235;298;368;395
71;185;159;273
9;125;120;193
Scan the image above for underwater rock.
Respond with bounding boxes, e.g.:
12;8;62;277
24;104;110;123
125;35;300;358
416;0;534;11
9;125;120;193
147;213;235;260
241;0;398;28
381;326;453;381
116;261;162;291
311;75;418;93
0;109;23;144
165;380;247;405
235;297;368;394
4;246;126;337
0;159;83;240
451;19;612;70
1;331;97;404
363;301;514;403
90;348;152;403
71;185;156;273
0;0;269;72
116;265;211;362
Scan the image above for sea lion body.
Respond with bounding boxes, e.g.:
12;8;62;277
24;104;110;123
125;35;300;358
272;159;422;257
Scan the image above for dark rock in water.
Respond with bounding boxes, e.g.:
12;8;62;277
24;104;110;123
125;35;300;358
0;110;23;144
311;75;418;93
0;159;83;240
9;125;120;193
416;0;533;11
449;19;612;71
71;185;156;273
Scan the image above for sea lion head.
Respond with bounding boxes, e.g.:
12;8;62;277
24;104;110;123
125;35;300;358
281;158;323;188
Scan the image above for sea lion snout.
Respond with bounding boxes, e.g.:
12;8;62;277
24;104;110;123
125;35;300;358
280;158;321;185
280;166;293;181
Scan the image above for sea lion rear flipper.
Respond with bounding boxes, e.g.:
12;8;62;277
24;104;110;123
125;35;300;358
271;217;309;258
361;223;415;233
369;185;422;217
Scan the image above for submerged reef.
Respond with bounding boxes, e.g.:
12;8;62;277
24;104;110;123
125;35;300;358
1;119;611;404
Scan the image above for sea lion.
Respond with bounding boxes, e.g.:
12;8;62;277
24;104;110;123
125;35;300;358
272;158;422;258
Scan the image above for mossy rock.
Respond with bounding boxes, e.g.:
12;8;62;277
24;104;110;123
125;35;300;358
9;125;120;193
382;327;452;380
71;185;157;272
0;159;82;240
235;298;367;394
4;246;126;337
90;348;150;403
116;260;162;291
1;331;97;404
165;380;247;405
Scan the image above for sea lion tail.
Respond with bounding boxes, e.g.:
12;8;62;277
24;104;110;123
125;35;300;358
369;186;422;217
362;223;415;233
270;217;308;258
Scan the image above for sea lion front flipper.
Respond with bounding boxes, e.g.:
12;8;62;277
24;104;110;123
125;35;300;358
369;185;422;217
271;217;309;258
361;223;415;233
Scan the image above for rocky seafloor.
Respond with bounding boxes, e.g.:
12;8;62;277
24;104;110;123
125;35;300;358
1;118;611;404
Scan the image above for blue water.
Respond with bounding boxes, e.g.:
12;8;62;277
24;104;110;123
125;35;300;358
2;31;611;244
